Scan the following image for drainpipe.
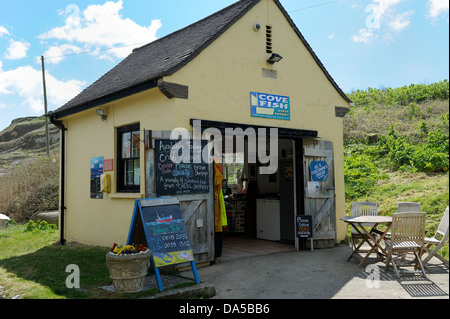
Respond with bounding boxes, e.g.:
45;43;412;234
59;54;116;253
48;115;66;245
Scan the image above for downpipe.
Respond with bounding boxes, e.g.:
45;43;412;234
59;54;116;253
48;115;66;245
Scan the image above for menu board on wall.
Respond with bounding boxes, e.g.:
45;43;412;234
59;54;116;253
155;139;210;196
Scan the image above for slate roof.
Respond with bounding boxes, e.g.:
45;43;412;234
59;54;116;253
49;0;350;120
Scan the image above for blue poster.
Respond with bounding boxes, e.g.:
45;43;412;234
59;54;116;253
90;156;103;199
310;161;329;182
250;92;290;120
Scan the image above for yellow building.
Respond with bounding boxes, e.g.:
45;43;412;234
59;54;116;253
49;0;351;264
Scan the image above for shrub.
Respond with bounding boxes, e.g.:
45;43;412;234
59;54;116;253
344;149;389;199
24;220;57;232
0;153;59;222
375;115;449;173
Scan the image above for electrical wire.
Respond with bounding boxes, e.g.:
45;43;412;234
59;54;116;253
288;0;341;13
44;41;150;61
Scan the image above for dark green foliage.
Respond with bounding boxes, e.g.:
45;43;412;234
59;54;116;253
24;220;57;232
344;80;449;199
376;114;449;173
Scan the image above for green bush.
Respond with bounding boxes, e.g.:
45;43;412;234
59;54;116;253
24;220;57;232
375;114;449;173
344;149;389;199
0;153;59;222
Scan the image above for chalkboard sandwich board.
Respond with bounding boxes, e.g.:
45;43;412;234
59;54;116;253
296;215;313;239
127;197;200;291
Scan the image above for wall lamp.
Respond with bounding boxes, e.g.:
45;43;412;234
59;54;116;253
96;109;107;121
267;53;283;65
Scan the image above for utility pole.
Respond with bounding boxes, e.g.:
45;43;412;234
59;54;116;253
41;55;50;156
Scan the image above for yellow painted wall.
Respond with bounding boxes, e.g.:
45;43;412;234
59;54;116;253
165;0;350;241
60;0;349;247
62;89;176;247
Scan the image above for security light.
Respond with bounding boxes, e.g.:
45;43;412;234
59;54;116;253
267;53;283;65
96;109;107;121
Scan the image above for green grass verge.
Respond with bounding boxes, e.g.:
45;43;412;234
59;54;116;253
0;224;163;299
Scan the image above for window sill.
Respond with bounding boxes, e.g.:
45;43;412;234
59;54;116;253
108;193;144;199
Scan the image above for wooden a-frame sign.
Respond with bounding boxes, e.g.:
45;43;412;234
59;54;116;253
127;197;200;292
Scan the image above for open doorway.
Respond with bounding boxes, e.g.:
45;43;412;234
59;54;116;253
217;137;299;261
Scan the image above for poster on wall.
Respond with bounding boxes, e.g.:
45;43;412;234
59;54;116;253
90;156;103;199
307;181;320;194
250;91;290;120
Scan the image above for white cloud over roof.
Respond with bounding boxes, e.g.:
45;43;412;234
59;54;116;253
39;0;162;63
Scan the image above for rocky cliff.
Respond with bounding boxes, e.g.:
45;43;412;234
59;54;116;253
0;115;59;170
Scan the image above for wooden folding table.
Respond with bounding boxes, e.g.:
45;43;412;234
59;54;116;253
341;215;393;268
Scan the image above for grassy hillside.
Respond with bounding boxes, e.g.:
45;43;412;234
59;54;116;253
344;80;448;197
343;80;449;256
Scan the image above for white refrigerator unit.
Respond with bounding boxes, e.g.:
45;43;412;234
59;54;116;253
256;199;280;241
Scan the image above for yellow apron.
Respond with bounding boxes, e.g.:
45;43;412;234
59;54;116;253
214;163;228;232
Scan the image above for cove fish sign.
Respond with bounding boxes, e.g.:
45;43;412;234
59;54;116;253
250;92;290;120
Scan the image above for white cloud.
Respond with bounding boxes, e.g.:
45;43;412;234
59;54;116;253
427;0;449;20
351;28;376;44
0;26;9;37
388;10;414;31
44;44;84;64
4;39;31;60
351;0;413;44
328;33;335;39
39;0;162;60
0;66;85;113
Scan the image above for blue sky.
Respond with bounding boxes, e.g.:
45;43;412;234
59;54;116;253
0;0;448;132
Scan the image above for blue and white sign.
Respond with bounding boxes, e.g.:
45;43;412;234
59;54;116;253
250;92;290;120
310;161;329;182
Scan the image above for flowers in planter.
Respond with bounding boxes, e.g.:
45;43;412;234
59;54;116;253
110;243;148;255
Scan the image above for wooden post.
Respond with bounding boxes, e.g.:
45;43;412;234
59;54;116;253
41;56;50;157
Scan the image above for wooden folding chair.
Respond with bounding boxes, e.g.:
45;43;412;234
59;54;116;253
397;202;421;213
421;206;449;267
394;202;422;261
385;203;422;239
384;212;427;278
348;202;379;260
